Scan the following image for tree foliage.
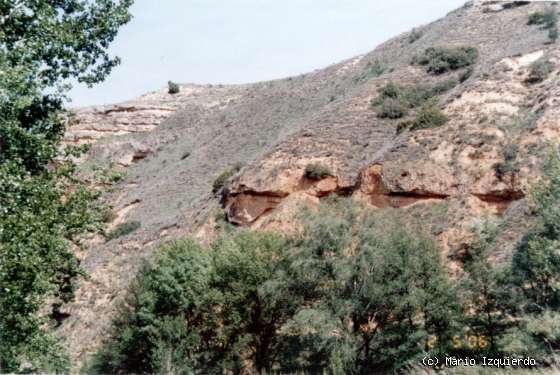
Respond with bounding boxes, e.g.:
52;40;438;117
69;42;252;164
0;1;133;372
514;150;560;310
91;198;461;374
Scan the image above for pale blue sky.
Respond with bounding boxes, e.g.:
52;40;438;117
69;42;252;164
69;0;465;107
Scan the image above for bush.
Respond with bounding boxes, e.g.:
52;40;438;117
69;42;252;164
365;59;386;77
528;9;557;28
528;8;558;42
101;207;117;223
288;200;460;372
374;80;456;113
304;163;332;180
212;164;241;193
167;80;180;94
408;28;423;44
431;78;459;94
106;220;141;241
528;11;546;25
414;46;478;74
399;101;448;132
527;58;554;83
377;98;408;119
378;81;401;99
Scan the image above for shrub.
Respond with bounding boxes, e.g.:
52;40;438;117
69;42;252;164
377;98;408;119
378;81;401;99
106;220;141;241
400;84;433;107
431;78;459;94
167;80;180;94
543;9;559;29
408;28;423;44
212;164;242;193
88;239;213;374
400;101;448;132
375;80;456;112
289;201;460;372
414;46;478;74
528;8;558;42
101;207;117;223
493;143;520;182
365;59;386;78
527;58;554;83
304;163;332;180
528;11;546;25
529;9;558;27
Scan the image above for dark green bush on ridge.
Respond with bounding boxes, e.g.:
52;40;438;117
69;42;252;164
168;80;180;94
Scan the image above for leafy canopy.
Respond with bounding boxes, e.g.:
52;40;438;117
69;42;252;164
0;1;133;372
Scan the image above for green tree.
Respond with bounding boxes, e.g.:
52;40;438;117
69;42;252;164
460;223;516;355
209;231;295;373
90;231;294;375
284;198;460;373
88;239;215;375
0;1;133;372
514;150;560;309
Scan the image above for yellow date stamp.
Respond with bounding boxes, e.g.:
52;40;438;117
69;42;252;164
427;334;488;350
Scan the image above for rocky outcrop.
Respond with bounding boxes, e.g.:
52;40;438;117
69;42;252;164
64;104;175;144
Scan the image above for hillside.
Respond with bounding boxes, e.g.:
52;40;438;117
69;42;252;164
58;1;560;370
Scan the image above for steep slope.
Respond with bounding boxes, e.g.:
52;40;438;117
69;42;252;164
58;1;560;369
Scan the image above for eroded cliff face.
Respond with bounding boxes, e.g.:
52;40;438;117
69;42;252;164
222;47;559;256
60;1;560;370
